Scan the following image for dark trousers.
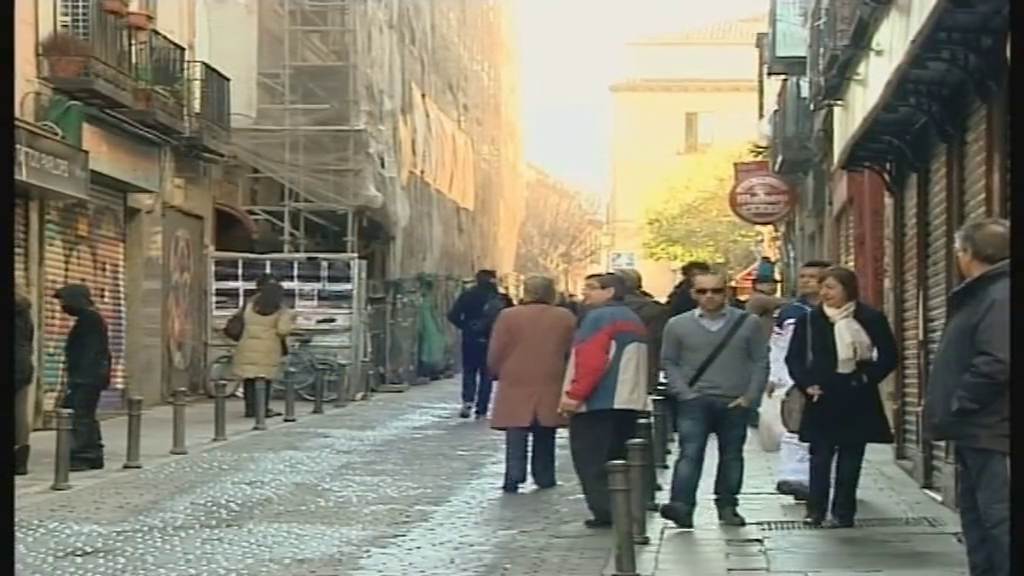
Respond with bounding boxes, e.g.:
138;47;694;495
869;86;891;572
61;385;105;464
504;418;556;488
806;441;866;521
669;395;748;509
243;378;272;417
956;445;1010;576
460;344;493;416
569;409;638;522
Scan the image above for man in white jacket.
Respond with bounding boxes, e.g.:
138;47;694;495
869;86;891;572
768;260;831;501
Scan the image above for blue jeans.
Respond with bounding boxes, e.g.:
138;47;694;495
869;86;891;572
669;395;748;508
504;417;556;488
461;343;493;416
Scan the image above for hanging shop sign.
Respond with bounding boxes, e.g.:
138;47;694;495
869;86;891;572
729;165;795;225
15;123;90;200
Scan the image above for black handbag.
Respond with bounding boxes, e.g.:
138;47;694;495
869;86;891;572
224;309;245;341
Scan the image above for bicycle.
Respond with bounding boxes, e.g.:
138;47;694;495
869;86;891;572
204;336;343;402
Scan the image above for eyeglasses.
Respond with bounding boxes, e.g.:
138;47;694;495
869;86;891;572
694;288;726;296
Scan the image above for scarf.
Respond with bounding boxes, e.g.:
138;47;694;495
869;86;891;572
821;301;874;374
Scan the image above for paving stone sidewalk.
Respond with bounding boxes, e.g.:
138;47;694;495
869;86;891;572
16;380;614;576
606;434;970;576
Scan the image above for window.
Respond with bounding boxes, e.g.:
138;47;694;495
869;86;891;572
683;112;715;153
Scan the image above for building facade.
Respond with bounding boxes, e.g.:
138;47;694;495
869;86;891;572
768;0;1009;507
608;14;768;299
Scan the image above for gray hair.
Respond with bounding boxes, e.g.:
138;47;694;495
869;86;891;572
522;275;557;304
955;218;1010;265
613;268;642;291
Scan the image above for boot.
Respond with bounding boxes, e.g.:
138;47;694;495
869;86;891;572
717;506;747;527
14;445;29;476
660;503;695;529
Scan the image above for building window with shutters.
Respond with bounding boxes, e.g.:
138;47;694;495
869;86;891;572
683;111;714;153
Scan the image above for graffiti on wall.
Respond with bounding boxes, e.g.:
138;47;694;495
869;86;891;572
167;229;195;370
41;199;127;401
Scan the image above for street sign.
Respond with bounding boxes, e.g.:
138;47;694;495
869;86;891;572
728;174;795;225
608;251;636;269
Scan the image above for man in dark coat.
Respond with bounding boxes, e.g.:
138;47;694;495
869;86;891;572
55;284;112;471
666;261;710;318
447;270;510;419
923;219;1009;576
15;287;35;475
615;268;667;393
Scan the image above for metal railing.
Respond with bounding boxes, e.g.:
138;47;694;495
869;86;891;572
134;28;186;101
45;1;134;77
187;61;232;130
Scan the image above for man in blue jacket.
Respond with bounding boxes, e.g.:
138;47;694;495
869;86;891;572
924;219;1009;576
447;270;511;419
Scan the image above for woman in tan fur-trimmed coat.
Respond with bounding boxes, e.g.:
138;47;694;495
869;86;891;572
488;276;576;493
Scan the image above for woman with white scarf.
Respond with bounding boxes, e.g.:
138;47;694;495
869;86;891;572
785;266;897;528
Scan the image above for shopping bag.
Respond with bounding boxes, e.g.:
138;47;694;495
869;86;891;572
757;391;785;453
781;386;806;433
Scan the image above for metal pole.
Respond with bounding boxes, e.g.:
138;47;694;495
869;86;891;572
651;395;669;469
213;380;228;441
626;439;650;545
655;384;674;455
283;375;297;422
123;396;143;468
253;378;268;431
51;408;73;491
170;388;188;455
607;460;638;576
332;363;344;409
636;417;659;508
312;370;325;414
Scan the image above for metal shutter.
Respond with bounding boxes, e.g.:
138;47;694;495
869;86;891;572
164;208;207;396
40;189;127;404
898;174;922;463
963;99;988;222
15;196;30;292
924;142;949;496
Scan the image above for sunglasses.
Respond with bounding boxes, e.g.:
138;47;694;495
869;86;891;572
694;288;726;296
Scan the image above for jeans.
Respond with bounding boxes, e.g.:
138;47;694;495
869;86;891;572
669;395;748;509
956;445;1010;576
807;442;866;522
61;385;105;464
504;417;556;488
569;409;638;522
461;344;493;416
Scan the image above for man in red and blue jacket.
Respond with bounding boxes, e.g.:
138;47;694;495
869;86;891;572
559;273;650;528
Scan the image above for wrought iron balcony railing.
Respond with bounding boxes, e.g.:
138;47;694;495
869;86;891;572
183;61;232;153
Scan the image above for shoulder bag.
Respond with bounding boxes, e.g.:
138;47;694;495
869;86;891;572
781;313;811;433
684;312;750;389
224;307;245;342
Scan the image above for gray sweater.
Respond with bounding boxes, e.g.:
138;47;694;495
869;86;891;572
660;307;769;404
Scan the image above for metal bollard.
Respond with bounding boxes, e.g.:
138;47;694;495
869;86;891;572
51;408;73;491
626;439;651;545
253;378;268;431
651;395;669;469
607;460;638;576
312;371;325;414
332;364;345;409
123;396;143;468
283;377;297;422
636;417;659;508
213;380;228;441
170;388;188;455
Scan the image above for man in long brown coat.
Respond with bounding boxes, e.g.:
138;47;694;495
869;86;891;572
488;276;576;493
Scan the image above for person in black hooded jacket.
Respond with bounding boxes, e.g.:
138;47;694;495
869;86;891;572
447;270;511;419
15;286;35;475
55;284;112;471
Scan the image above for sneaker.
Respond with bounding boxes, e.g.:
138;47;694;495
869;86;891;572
717;507;747;527
659;503;694;529
458;403;473;418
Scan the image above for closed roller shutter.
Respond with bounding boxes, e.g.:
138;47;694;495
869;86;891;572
837;206;855;268
963;99;988;222
164;208;207;395
924;142;950;495
40;189;127;401
15;195;29;292
898;174;922;462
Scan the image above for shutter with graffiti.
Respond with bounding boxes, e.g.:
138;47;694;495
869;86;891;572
15;196;30;292
924;142;950;496
164;208;207;395
963;98;988;222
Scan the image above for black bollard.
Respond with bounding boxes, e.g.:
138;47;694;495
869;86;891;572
283;376;296;423
636;417;660;508
312;371;325;415
626;439;650;545
51;408;73;491
170;388;188;455
651;395;669;469
213;380;228;441
123;396;143;468
253;378;268;431
607;460;638;576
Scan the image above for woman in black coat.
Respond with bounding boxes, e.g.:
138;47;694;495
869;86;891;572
785;266;897;528
15;287;35;475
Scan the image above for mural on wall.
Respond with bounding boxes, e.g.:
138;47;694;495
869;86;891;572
41;197;127;407
164;209;206;394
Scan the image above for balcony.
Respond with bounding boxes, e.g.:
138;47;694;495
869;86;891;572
770;78;815;175
38;3;136;109
808;0;870;102
122;29;187;135
766;0;810;77
181;61;232;155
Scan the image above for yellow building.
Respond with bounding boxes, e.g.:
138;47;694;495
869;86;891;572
608;14;768;299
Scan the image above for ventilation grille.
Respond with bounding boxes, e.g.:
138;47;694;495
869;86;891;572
756;516;947;532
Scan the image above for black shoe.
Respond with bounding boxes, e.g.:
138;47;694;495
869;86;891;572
69;460;104;472
827;516;855;529
474;413;487;420
584;517;612;529
265;409;282;418
458;404;472;418
717;507;747;527
803;515;825;527
535;481;557;490
14;445;30;476
791;487;809;503
660;503;694;529
501;483;519;494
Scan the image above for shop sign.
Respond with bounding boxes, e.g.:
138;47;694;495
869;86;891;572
728;173;795;225
15;125;90;200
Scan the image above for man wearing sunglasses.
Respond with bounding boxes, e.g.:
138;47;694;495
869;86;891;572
659;271;769;529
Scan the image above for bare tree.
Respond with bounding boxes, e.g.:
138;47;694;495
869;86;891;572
516;167;602;287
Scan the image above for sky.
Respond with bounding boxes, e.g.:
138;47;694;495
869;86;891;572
516;0;769;199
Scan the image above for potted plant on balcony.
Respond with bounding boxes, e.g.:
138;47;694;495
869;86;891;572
39;32;91;79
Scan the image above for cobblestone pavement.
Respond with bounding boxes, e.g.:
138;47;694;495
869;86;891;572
16;380;612;576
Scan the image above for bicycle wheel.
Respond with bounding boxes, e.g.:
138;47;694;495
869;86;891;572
277;349;318;398
298;359;342;402
205;354;243;398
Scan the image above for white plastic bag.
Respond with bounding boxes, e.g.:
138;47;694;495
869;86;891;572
757;391;785;453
